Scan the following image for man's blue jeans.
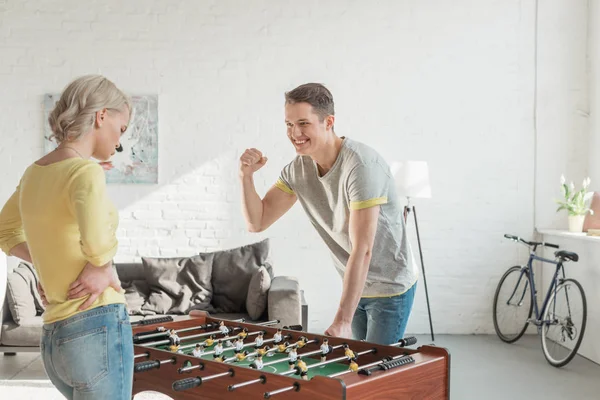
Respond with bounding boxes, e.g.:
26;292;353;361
351;282;417;345
40;303;133;400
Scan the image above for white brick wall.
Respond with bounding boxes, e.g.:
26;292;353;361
534;0;590;230
590;1;600;187
0;0;550;334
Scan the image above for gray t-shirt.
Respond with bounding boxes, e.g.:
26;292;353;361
276;137;418;297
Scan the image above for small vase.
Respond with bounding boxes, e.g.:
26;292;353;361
568;215;586;232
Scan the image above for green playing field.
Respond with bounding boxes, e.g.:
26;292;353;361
154;342;351;379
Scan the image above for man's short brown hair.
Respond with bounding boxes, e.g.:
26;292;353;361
285;83;335;121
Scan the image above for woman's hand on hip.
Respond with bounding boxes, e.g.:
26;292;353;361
67;262;122;310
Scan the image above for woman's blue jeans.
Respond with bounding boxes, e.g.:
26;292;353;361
40;303;133;400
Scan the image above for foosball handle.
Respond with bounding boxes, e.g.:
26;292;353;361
173;377;202;391
397;336;417;347
358;355;415;376
134;360;161;373
132;316;174;326
283;325;303;331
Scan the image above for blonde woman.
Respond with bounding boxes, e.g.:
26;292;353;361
0;75;133;399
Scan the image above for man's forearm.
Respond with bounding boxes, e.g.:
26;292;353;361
240;175;264;232
9;242;33;263
335;249;372;323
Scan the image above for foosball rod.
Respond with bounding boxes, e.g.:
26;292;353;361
327;353;414;378
172;369;235;392
134;321;235;341
134;352;150;360
226;334;294;362
259;339;321;368
390;336;417;348
141;326;243;347
134;357;177;373
263;348;377;398
179;330;263;352
227;344;343;392
223;335;295;363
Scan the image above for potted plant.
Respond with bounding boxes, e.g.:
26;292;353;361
555;175;594;232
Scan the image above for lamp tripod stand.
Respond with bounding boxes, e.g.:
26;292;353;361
404;200;435;342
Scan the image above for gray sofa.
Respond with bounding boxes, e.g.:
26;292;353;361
1;239;307;354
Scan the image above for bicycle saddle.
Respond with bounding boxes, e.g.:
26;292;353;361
555;250;579;262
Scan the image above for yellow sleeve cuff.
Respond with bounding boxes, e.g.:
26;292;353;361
350;197;388;210
275;178;295;195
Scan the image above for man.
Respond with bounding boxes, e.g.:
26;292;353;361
238;83;418;345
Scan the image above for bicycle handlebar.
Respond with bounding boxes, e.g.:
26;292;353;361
504;234;559;249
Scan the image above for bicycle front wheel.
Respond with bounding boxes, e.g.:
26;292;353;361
541;278;587;368
493;266;533;343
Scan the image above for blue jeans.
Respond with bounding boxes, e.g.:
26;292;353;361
40;303;133;400
351;282;417;345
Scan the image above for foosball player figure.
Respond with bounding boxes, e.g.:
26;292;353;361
257;345;270;357
234;337;245;354
213;340;224;361
288;346;298;370
235;350;249;362
251;354;264;370
157;326;166;332
296;356;309;381
168;329;181;346
238;327;249;340
273;328;283;344
205;334;215;347
169;344;180;353
277;341;289;354
348;360;359;372
296;336;309;348
320;338;332;362
192;343;205;358
343;344;358;362
254;331;264;349
219;321;230;336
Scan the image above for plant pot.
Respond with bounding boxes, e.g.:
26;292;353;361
568;215;586;232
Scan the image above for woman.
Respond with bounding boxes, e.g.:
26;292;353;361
0;75;133;399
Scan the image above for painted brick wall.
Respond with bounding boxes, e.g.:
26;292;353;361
0;0;542;334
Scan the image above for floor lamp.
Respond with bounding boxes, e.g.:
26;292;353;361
391;161;435;342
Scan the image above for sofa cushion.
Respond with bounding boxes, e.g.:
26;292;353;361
1;317;42;346
246;266;271;320
122;280;151;315
209;239;273;314
6;262;44;324
140;255;215;315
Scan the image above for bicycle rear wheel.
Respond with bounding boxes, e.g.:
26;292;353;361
493;266;533;343
541;278;587;367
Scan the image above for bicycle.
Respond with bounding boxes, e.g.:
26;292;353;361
492;234;587;368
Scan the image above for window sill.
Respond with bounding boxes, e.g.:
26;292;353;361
537;229;600;243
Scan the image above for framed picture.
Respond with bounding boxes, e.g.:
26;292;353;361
43;94;159;184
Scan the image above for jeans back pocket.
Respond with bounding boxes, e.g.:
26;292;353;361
56;326;109;391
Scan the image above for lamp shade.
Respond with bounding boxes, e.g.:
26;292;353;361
391;160;432;199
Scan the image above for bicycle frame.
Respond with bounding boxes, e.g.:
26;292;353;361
509;251;566;328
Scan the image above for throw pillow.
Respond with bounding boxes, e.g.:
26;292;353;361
122;280;151;315
140;255;215;315
208;238;273;313
6;262;42;324
246;266;271;320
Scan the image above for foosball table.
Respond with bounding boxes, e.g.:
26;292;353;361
131;312;450;399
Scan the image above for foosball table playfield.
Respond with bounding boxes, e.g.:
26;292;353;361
131;312;451;399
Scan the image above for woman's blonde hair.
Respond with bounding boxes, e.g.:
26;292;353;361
48;75;131;143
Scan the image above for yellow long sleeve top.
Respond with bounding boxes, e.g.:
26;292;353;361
0;158;125;323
